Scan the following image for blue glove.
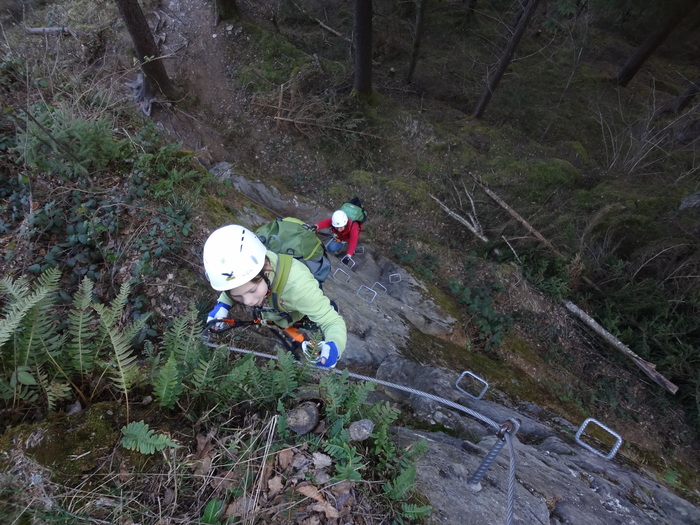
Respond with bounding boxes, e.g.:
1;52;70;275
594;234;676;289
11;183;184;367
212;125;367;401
317;341;339;368
207;301;232;328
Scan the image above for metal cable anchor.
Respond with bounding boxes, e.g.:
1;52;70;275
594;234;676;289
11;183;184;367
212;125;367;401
468;418;521;491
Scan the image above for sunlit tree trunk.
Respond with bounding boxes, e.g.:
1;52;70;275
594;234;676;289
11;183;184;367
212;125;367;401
473;0;541;119
114;0;173;98
406;0;428;83
353;0;373;102
615;0;700;87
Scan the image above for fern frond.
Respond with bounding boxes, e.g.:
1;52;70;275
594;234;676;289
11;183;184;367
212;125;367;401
190;354;221;391
93;283;145;421
121;420;178;454
270;349;300;400
153;352;183;409
37;368;71;412
93;281;131;349
320;370;350;416
383;463;417;500
329;442;366;482
0;268;61;353
343;380;375;418
400;503;432;520
0;274;30;307
67;277;98;376
163;304;203;372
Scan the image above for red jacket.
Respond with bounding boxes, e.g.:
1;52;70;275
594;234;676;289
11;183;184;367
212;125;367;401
315;218;361;257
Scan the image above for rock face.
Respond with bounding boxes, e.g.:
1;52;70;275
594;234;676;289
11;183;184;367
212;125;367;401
386;357;700;525
211;164;456;368
211;165;700;525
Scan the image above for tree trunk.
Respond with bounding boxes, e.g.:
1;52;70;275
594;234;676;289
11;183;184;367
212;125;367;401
614;0;700;87
215;0;239;24
406;0;428;84
472;0;541;119
353;0;373;102
114;0;173;99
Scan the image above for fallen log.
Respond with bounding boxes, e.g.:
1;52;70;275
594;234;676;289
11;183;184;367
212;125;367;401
457;172;678;394
563;301;678;395
26;27;74;36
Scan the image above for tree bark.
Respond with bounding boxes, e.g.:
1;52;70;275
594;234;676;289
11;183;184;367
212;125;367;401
114;0;173;99
406;0;428;84
353;0;373;102
473;0;541;119
615;0;700;87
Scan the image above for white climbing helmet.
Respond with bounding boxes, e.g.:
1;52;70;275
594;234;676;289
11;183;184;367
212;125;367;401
331;210;348;228
203;225;267;291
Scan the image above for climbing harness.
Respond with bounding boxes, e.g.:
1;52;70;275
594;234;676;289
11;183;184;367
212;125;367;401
205;316;317;359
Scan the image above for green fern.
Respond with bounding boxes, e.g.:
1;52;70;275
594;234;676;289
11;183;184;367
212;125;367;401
190;355;220;392
0;269;62;407
400;503;433;520
93;282;149;421
162;304;203;373
0;268;61;357
323;441;366;482
67;277;98;377
121;420;178;454
383;463;417;500
37;368;71;412
153;352;183;409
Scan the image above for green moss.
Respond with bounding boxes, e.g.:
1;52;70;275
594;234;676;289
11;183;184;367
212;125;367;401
0;402;121;482
348;170;375;187
385;178;433;209
234;23;310;92
202;195;235;225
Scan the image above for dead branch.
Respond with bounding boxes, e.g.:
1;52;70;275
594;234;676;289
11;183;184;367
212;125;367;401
470;172;565;258
459;171;675;394
26;27;75;36
430;194;488;242
271;115;386;140
563;301;678;395
291;1;352;44
470;172;601;293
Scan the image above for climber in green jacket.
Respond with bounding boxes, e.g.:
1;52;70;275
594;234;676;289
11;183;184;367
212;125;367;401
203;224;346;367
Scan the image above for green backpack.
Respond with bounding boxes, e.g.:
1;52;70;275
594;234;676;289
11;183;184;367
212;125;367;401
256;217;331;317
340;196;368;226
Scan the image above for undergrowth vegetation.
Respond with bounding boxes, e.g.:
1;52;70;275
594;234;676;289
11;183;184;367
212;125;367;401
0;270;430;523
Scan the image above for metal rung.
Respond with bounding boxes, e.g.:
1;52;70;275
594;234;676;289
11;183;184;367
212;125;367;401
455;370;489;400
389;273;401;283
575;418;623;460
343;257;356;269
332;268;350;284
356;285;378;303
370;282;387;297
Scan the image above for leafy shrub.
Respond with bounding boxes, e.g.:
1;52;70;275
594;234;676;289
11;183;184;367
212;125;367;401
449;279;512;350
390;241;440;280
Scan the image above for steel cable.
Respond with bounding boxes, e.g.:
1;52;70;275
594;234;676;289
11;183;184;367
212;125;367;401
203;340;519;525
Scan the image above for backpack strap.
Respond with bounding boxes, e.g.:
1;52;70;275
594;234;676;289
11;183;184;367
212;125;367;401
268;253;293;319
